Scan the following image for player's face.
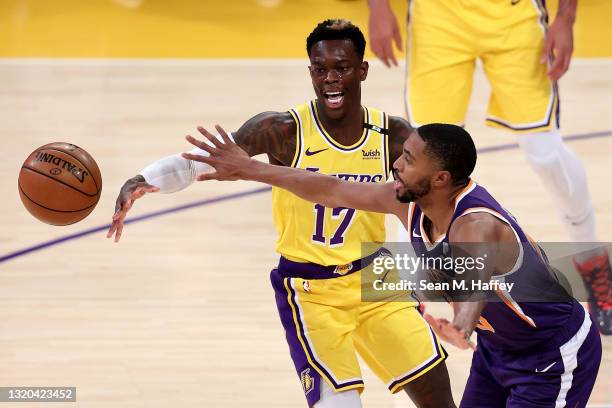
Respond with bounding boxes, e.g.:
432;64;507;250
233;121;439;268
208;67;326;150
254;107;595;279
392;133;437;203
308;40;368;120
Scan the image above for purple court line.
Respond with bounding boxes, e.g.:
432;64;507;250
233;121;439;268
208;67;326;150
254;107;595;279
1;130;611;264
0;186;271;264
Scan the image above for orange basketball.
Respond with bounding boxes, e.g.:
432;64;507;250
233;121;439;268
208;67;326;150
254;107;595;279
18;142;102;226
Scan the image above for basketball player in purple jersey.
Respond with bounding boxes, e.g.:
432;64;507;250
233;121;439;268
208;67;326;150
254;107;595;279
185;123;602;407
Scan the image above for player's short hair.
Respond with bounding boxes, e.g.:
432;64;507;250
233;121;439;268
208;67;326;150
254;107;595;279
416;124;477;186
306;19;366;59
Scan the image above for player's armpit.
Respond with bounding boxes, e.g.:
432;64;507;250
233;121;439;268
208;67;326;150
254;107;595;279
232;111;297;166
387;116;415;170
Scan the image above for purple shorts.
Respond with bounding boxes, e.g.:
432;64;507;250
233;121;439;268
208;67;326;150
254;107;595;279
460;312;602;408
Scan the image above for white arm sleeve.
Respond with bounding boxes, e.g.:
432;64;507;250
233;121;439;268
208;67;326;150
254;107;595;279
139;133;234;194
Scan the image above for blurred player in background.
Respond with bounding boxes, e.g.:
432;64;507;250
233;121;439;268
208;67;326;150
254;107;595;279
367;0;612;334
188;122;602;408
108;19;456;408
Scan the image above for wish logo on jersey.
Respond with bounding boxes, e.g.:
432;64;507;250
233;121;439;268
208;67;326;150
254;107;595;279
362;149;381;160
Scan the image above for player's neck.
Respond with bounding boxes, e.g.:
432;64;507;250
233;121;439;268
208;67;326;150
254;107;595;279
315;100;364;146
417;186;465;236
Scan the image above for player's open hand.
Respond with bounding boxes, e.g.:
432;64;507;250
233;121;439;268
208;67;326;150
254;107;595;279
107;179;159;242
368;1;403;67
541;14;574;81
424;313;476;351
182;125;251;182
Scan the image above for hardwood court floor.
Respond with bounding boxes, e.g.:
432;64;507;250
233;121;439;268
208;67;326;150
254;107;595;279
0;59;610;407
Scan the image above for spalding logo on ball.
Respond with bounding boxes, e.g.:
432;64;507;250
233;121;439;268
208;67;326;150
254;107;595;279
18;142;102;225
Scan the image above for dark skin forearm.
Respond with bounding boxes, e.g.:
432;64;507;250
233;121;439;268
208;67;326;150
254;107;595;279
451;301;487;338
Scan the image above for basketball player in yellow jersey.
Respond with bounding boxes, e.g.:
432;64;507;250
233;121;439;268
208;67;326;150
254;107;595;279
107;19;455;408
368;0;612;335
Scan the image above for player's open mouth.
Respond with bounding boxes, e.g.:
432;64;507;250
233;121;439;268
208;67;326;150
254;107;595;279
392;170;405;191
323;91;345;109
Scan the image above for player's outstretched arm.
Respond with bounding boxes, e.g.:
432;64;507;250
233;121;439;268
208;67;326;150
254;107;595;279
183;125;408;219
107;112;296;242
424;214;501;350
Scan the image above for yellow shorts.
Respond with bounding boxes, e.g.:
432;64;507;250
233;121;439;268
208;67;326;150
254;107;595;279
271;264;447;406
406;0;559;132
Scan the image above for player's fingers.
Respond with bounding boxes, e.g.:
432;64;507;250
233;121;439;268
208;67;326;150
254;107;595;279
383;41;398;67
114;222;124;243
131;188;146;200
112;207;127;222
214;124;232;145
547;56;564;81
134;185;157;196
387;46;398;67
561;59;571;78
197;126;224;148
197;172;220;181
185;135;215;156
555;52;572;79
182;152;216;166
123;198;134;211
106;222;117;238
372;43;390;68
423;313;440;330
182;151;215;163
140;183;159;193
380;53;391;68
541;36;553;64
393;28;403;52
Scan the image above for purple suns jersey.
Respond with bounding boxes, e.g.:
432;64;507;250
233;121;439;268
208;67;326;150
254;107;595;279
407;180;585;351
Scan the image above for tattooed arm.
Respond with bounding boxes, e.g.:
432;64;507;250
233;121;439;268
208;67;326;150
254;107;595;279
107;111;297;242
232;111;297;166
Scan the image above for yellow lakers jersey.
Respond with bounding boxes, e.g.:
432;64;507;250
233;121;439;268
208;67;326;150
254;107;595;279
272;100;391;266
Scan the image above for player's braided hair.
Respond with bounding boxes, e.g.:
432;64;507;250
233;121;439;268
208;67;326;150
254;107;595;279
306;19;366;59
417;124;477;187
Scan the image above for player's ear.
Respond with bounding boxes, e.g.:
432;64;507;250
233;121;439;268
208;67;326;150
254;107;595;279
360;61;369;81
432;171;451;188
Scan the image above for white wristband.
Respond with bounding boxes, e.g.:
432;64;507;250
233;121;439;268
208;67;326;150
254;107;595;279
140;133;234;193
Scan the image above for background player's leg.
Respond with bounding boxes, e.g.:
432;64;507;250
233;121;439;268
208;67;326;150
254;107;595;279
398;0;477;243
479;0;612;335
516;130;598;244
401;363;456;408
314;381;362;408
405;0;476;128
